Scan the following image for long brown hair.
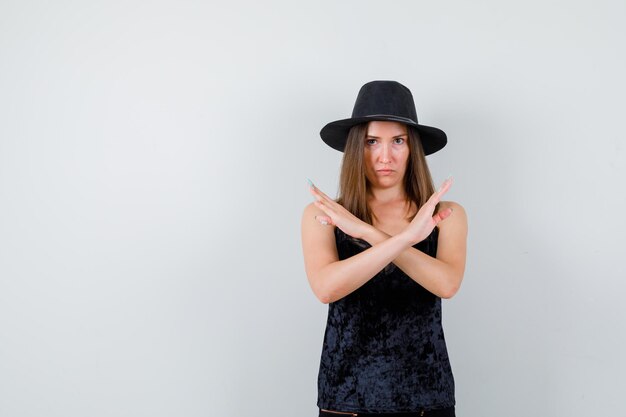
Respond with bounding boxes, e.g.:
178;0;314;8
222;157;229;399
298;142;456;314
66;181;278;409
335;122;440;225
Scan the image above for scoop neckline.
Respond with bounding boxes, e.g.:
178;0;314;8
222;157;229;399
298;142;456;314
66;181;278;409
335;225;438;244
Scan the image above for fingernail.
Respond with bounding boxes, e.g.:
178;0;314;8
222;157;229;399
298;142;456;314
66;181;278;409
307;178;314;188
315;215;328;225
446;173;453;182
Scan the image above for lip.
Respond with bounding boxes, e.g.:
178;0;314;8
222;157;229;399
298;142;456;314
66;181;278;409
376;169;394;175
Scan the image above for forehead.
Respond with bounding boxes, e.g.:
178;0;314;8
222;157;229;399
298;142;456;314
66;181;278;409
366;121;408;137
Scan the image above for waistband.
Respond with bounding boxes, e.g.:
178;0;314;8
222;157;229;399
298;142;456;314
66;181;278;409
319;406;455;417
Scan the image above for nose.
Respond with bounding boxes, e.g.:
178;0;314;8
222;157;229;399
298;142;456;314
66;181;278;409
379;143;391;163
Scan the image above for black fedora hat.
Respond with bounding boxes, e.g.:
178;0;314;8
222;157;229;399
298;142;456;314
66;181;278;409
320;80;447;155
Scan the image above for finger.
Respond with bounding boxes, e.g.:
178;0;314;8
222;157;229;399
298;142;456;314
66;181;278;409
307;179;324;200
309;184;335;204
425;188;443;207
313;200;337;217
313;201;339;226
314;215;333;226
310;187;338;208
435;176;453;196
432;207;453;224
427;176;454;205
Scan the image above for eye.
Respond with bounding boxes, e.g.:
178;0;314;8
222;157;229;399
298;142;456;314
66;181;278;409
393;137;405;145
366;139;377;146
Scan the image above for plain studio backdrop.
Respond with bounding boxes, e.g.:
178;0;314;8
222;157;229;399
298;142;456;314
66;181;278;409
1;1;625;416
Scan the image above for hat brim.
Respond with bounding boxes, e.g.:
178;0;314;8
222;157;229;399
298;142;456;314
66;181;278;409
320;115;447;155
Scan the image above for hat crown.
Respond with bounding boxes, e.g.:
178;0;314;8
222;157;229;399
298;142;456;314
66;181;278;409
351;80;418;123
319;79;446;155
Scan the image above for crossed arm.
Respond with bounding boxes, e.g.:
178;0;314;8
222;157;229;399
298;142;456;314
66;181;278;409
301;179;467;303
358;203;467;299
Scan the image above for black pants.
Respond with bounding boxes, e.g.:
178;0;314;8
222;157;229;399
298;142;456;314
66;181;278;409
319;407;455;417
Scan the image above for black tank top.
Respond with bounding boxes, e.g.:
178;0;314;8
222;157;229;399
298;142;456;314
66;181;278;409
317;226;455;413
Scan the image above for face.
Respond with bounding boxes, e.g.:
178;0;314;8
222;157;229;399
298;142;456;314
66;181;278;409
363;121;410;189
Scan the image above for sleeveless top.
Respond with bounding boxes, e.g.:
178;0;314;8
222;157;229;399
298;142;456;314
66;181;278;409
317;226;455;413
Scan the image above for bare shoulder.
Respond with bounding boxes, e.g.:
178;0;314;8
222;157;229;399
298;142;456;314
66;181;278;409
300;202;338;258
439;200;466;215
302;201;325;221
301;202;334;235
438;200;468;230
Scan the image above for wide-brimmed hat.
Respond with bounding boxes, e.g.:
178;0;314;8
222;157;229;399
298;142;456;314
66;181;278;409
320;80;447;155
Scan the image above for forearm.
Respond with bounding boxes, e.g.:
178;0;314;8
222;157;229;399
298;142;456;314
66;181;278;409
316;232;414;303
361;227;458;298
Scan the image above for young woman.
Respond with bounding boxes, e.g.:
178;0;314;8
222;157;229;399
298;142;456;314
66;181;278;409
301;81;468;417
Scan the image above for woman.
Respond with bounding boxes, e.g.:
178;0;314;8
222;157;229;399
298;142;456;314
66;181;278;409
301;81;468;417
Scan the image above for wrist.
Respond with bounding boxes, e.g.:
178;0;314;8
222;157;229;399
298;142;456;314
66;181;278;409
357;223;377;243
359;224;390;246
397;230;419;247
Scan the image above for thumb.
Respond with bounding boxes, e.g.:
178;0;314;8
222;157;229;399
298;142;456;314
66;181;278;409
433;207;454;224
315;215;333;226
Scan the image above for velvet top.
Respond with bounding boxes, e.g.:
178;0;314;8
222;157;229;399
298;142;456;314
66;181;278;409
317;226;455;413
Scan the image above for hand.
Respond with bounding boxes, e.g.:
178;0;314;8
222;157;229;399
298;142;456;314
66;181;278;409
403;176;455;245
307;179;371;239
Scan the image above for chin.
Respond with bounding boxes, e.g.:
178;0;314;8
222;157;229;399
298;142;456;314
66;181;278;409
375;180;401;187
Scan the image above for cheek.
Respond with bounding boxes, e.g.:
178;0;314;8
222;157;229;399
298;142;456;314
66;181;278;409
394;147;409;159
397;149;410;168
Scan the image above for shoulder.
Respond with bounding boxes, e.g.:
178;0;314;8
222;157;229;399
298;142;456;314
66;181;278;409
437;201;467;252
301;202;337;240
301;202;330;229
302;201;323;218
438;200;465;214
437;200;468;234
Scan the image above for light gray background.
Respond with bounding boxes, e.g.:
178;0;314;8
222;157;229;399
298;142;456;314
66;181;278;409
1;1;625;416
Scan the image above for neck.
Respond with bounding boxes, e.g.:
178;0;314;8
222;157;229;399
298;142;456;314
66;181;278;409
367;184;406;205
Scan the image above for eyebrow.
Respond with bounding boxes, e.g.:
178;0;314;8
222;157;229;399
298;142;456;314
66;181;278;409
366;134;408;139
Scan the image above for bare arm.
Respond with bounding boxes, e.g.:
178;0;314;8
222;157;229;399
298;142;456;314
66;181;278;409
360;201;468;299
301;202;415;304
302;178;455;304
